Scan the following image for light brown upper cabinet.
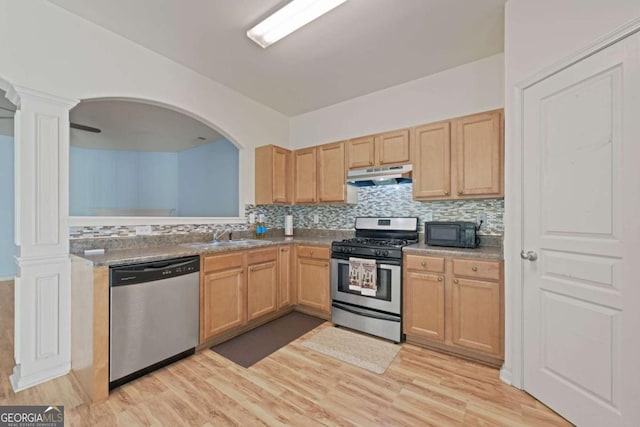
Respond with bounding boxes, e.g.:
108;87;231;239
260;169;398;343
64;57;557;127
412;109;503;201
347;136;375;169
255;145;292;205
412;121;451;199
294;142;356;204
293;147;317;203
317;142;348;203
454;110;503;198
347;130;410;169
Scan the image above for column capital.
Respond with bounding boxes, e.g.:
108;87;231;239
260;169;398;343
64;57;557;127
7;84;79;110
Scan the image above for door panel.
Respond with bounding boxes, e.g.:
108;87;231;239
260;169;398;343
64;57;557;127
412;122;451;199
294;148;317;203
403;271;445;341
247;261;277;321
522;33;640;426
317;142;346;202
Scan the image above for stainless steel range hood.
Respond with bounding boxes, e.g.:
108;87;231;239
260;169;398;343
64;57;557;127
347;164;412;187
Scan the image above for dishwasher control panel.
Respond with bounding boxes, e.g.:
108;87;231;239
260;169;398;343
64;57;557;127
110;256;200;287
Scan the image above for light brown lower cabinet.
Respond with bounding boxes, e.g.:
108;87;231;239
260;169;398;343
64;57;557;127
295;245;331;314
200;252;246;342
277;245;294;309
247;248;278;321
403;253;503;366
200;243;331;344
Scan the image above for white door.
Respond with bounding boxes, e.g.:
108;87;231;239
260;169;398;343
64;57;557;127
522;31;640;426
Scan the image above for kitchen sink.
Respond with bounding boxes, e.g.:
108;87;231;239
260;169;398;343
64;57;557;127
180;239;269;249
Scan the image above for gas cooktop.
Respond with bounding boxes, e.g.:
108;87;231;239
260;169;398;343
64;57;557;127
338;237;413;248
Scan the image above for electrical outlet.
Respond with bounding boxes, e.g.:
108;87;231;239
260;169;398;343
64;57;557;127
135;225;152;236
313;214;319;224
248;213;255;224
476;213;487;226
424;212;433;222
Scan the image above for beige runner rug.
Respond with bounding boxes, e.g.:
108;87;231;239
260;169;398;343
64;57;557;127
301;326;401;374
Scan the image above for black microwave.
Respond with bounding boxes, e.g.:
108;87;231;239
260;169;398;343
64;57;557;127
425;221;479;248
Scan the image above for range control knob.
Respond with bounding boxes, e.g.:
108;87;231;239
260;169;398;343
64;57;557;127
383;250;389;257
348;247;354;253
375;249;382;256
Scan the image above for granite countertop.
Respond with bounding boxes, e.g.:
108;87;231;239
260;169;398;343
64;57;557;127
403;242;503;260
76;236;336;267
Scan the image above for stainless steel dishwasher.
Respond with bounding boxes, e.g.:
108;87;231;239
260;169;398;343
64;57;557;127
109;255;199;389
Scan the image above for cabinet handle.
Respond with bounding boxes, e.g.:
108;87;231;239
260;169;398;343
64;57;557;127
420;261;426;267
472;266;478;272
454;279;459;284
444;191;449;196
438;277;443;282
310;251;314;256
250;267;254;272
458;190;463;195
241;269;244;275
323;263;329;267
369;160;374;165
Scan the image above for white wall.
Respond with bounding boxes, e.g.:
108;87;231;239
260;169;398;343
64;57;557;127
0;0;289;207
503;0;640;387
289;53;504;148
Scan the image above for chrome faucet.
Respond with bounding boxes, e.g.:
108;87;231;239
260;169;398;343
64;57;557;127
212;228;233;242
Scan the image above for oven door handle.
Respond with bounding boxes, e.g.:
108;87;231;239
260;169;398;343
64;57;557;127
332;302;400;322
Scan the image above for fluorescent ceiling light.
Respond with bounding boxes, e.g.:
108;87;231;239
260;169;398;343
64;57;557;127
247;0;348;48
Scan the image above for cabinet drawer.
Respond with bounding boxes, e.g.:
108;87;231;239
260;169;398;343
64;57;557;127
247;247;277;265
203;252;244;273
297;245;330;260
405;254;445;273
452;258;501;281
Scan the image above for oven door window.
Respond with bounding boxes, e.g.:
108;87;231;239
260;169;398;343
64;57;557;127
336;261;392;301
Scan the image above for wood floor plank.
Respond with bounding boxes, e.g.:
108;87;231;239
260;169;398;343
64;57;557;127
0;279;571;426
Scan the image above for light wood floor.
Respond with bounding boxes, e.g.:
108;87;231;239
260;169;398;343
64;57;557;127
0;280;571;426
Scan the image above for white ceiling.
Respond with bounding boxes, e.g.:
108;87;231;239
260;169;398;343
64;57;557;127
48;0;506;116
70;100;225;151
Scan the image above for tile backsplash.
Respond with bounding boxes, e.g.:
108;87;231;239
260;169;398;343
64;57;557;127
70;183;503;239
253;184;503;235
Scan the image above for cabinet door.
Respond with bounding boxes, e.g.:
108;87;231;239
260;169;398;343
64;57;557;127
277;245;293;309
376;129;410;166
403;271;445;341
296;257;330;313
412;122;451;200
201;267;245;341
272;147;291;203
317;142;347;202
294;148;317;203
247;261;278;321
347;136;375;169
454;110;502;197
451;277;501;356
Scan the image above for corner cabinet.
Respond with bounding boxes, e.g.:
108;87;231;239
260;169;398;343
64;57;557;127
255;145;292;205
277;245;294;309
412;109;503;201
295;245;331;317
403;253;503;367
200;252;246;342
200;245;297;345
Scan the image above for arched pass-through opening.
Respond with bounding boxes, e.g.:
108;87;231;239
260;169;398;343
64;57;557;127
67;97;244;223
0;84;17;280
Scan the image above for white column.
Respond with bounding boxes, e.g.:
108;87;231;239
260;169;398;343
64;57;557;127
7;85;79;391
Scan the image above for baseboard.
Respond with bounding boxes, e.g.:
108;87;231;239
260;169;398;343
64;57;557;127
10;362;71;392
499;366;513;385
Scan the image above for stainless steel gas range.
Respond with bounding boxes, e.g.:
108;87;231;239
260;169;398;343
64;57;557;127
330;217;418;343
